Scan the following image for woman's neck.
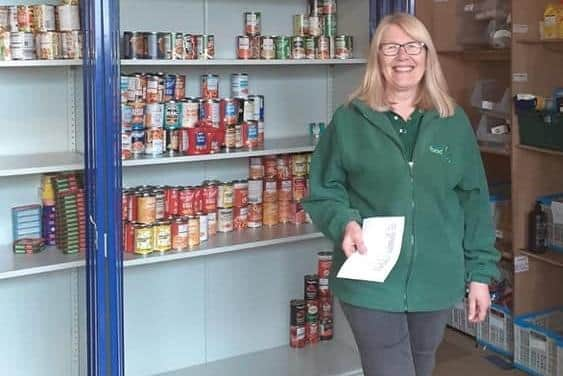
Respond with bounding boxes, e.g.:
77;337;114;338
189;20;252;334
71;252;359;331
387;88;418;120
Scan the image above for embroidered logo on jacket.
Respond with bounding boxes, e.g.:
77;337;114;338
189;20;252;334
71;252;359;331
429;144;452;163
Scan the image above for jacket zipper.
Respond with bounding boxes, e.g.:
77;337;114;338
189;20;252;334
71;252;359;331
404;159;416;311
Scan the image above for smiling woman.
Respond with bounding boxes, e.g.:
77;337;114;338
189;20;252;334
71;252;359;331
302;12;500;376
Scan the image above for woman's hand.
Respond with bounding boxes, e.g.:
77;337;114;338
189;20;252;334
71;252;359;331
341;221;367;257
467;281;491;323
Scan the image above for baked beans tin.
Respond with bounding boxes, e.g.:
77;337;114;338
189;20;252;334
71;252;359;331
202;180;219;212
321;0;337;14
248;178;263;204
183;33;196;59
233;205;248;231
233;180;249;207
187;215;200;248
263;178;277;202
293;14;307;36
244;12;261;36
123;31;145;59
198;212;208;242
236;35;250;59
178;187;194;216
130;101;145;126
278;179;293;201
201;74;219;99
180;98;199;128
335;35;353;59
217;181;234;208
145;75;162;104
231;73;249;98
260;35;275;59
322;14;337;36
164;100;181;128
274;36;290;59
249;35;261;59
207;211;217;236
36;32;60;60
245;121;259;149
171;217;188;251
153;220;171;252
262;201;278;226
220;98;240;127
305;36;316;59
157;32;173;59
304;274;319;300
56;5;80;31
247;203;262;228
134;224;153;255
249;157;264;179
278;200;291;224
217;207;234;233
145;103;164;128
31;5;55;32
308;15;321;37
196;34;215;60
317;35;330;59
291;36;305;59
320;318;333;341
10;32;34;60
131;129;145;156
16;6;32;32
60;30;82;59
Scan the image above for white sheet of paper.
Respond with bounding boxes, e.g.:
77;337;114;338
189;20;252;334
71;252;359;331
336;216;405;283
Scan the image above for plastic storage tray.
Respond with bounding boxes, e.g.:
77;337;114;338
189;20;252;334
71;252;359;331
476;114;511;147
471;80;511;117
514;308;563;376
448;298;477;337
477;304;514;357
538;193;563;253
458;0;511;47
517;111;563;152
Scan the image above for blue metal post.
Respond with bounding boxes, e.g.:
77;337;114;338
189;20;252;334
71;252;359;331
83;0;123;374
370;0;416;37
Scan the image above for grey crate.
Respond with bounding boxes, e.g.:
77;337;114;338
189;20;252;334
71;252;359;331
476;304;513;357
448;298;477;337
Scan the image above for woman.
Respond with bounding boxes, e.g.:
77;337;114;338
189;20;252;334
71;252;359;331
302;13;500;376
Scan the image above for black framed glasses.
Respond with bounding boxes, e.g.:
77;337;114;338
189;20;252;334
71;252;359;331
380;41;426;56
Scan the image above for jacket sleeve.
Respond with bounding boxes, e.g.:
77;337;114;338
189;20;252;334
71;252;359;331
302;114;362;245
456;111;501;284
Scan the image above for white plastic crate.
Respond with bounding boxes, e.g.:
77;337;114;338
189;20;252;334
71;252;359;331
514;308;563;376
538;194;563;253
477;304;514;357
448;298;477;337
470;80;511;116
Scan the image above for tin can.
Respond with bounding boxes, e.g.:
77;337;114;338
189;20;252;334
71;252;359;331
193;186;204;213
263;201;278;226
183;33;196;59
306;321;320;344
145;75;161;104
290;299;306;348
0;8;7;32
16;6;32;32
231;73;249;98
292;154;308;176
124;190;137;222
249;35;261;59
56;5;80;31
321;0;337;14
157;32;173;59
238;97;256;123
123;222;135;253
187;128;210;155
7;6;17;32
171;217;188;251
61;31;82;59
165;186;180;217
144;32;158;59
293;15;307;36
278;200;291;224
233;180;249;207
318;251;333;279
130;101;145;127
218;182;234;208
153;189;165;220
233;206;248;231
320;318;333;341
260;35;275;59
257;122;264;146
131;129;145;156
165;127;180;155
220;98;240;127
36;32;60;60
263;178;277;203
196;34;215;59
179;187;196;216
245;121;259;149
308;15;321;37
200;99;220;127
134;224;153;255
276;154;291;179
10;32;34;60
262;155;277;178
304;274;319;300
291;201;306;224
249;157;264;179
247;203;263;228
163;74;177;102
175;74;186;100
187;215;200;248
248;94;264;122
293;176;307;202
145;128;165;156
291;36;305;59
153;220;171;252
335;35;353;59
207;211;217;236
278;179;293;201
244;12;261;36
0;31;10;60
322;14;337;36
319;296;333;317
178;128;189;154
144;103;163;128
198;212;208;242
164;100;180;128
121;132;132;159
217;207;233;232
180;98;199;128
123;31;145;59
306;300;319;322
305;36;316;59
317;36;330;59
173;32;185;59
274;36;290;59
31;5;55;32
201;74;219;99
202;181;219;212
248;178;263;204
236;35;250;59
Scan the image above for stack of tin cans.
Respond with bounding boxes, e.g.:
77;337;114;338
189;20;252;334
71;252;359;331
51;172;85;254
0;1;82;60
122;32;215;60
290;251;334;348
121;71;265;159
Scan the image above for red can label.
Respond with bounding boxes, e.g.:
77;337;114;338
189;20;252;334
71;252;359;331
293;176;307;202
306;322;319;345
187;128;210;155
165;186;180;217
124;222;135;253
320;319;333;341
291;201;306;224
233;206;248;231
233;181;249;207
201;99;220;128
237;35;250;59
193;186;204;213
319;297;333;319
290;325;306;348
179;187;196;216
203;183;218;212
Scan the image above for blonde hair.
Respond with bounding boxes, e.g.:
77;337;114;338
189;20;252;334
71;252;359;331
349;13;455;118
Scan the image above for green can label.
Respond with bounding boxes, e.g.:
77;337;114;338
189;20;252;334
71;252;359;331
275;36;290;59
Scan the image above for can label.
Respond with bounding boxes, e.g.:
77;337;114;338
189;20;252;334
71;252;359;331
207;211;218;236
248;179;263;204
319;319;333;341
201;74;219;99
263;179;277;202
233;206;248;231
274;36;290;59
153;222;171;252
304;275;319;300
231;73;249;98
308;16;321;37
249;158;264;179
306;321;319;345
263;201;278;226
145;128;165;156
187;216;200;248
290;325;306;348
293;15;307;36
218;183;234;208
183;34;196;59
145;103;164;128
201;99;220;127
247;203;262;228
56;5;80;31
171;220;188;250
236;35;250;59
293;176;307;202
245;121;259;149
199;213;208;242
217;208;233;232
317;36;330;59
180;99;199;128
244;12;261;36
121;132;132;160
261;36;275;59
203;183;218;212
135;225;153;255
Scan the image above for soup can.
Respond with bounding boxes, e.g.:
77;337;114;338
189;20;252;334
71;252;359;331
207;211;218;236
321;0;337;14
36;31;61;60
200;98;220;128
61;31;82;59
244;12;261;36
236;35;250;59
291;36;305;59
196;34;215;59
56;5;80;31
187;215;200;248
173;32;185;59
218;181;234;208
134;224;153;255
153;220;171;252
335;35;353;59
144;128;165;156
145;103;164;128
10;31;34;60
198;212;208;242
16;6;32;32
144;32;158;59
274;36;290;59
247;203;263;228
123;31;145;59
217;207;234;233
249;157;264;179
220;98;240;127
322;14;337;36
201;74;219;99
31;5;55;32
180;98;200;128
260;35;275;59
317;36;330;59
231;73;249;98
171;217;188;251
157;32;173;59
248;178;263;204
233;206;248;231
263;201;279;226
308;15;321;37
249;35;261;59
293;14;308;36
305;36;316;59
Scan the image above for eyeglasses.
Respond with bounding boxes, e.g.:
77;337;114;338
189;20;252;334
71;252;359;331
380;41;426;56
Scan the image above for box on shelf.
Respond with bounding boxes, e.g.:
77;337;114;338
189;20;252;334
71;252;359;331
516;110;563;152
448;298;477;337
458;0;511;48
471;80;511;116
538;193;563;253
514;308;563;376
477;304;514;357
490;183;512;242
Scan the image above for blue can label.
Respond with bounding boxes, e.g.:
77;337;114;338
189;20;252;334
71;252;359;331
196;131;207;146
226;102;237;117
247;123;258;139
164;75;176;99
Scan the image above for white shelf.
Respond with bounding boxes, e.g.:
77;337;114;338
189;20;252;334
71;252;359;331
0;246;84;281
121;58;367;66
0;59;82;67
0;152;83;177
0;224;323;279
123;223;323;267
123;136;316;167
158;340;362;376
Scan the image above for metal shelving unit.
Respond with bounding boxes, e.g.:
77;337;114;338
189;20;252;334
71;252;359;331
0;152;84;177
120;58;367;66
0;59;82;67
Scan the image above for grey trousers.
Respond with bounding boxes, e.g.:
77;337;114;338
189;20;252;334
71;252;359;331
341;302;450;376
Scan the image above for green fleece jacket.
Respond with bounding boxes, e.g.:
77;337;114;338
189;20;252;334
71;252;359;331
302;99;500;312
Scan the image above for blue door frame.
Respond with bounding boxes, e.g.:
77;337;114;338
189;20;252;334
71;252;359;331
82;0;123;374
370;0;416;37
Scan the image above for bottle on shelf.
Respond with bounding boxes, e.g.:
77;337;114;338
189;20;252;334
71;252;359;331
528;201;547;253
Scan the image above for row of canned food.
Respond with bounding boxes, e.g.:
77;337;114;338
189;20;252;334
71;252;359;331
0;30;82;60
0;4;80;34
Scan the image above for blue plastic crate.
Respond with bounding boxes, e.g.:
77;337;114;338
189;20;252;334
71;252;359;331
477;304;513;358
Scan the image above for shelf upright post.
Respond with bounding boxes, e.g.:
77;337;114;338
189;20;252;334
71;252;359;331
369;0;416;37
83;0;123;374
